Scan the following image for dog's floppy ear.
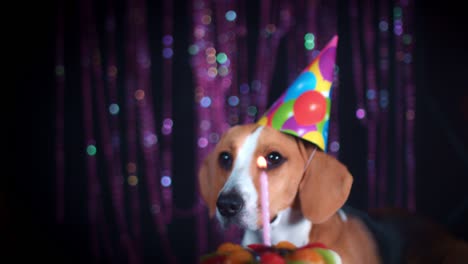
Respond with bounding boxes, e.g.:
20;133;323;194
298;149;353;224
198;153;217;217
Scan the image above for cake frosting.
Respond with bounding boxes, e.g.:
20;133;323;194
200;241;342;264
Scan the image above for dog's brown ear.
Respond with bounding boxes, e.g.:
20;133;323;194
299;150;353;224
198;153;217;217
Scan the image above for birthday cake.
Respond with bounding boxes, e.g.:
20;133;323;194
200;241;342;264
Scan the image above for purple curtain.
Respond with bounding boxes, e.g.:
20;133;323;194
51;0;419;263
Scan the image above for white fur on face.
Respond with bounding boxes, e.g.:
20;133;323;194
242;207;312;247
217;126;264;230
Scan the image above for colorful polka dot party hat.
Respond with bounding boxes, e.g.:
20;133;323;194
257;35;338;151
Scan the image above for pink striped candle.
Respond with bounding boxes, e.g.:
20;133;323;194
257;156;271;246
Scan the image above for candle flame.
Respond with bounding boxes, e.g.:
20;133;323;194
257;156;267;169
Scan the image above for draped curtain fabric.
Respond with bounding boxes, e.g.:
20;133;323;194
52;0;416;263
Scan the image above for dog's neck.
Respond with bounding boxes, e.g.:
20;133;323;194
241;207;348;247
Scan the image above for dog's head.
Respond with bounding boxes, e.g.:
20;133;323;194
198;124;353;230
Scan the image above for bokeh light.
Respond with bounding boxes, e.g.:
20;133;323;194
109;103;120;115
403;53;412;64
403;34;412;45
393;6;402;18
200;96;212;107
162;118;173;135
127;162;137;173
265;24;276;34
194;26;205;39
188;44;199;55
311;50;320;58
161;176;172;187
162;35;173;46
380;90;389;108
198;137;208;148
394;20;403;35
304;33;315;50
240;83;249;94
206;54;216;64
162;47;173;58
222;77;232;88
216;52;228;64
225;10;237;21
218;66;229;76
107;65;117;77
135;89;145;100
128;175;138;186
200;120;211;131
144;133;158;147
228;96;239;106
356;108;366;119
247;106;257;116
201;15;212;25
379;21;389;32
207;67;218;77
252;80;261;91
205;47;216;56
86;144;97;156
366;89;376;100
330;141;340;152
208;133;219;143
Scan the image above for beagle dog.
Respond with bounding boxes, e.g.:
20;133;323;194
198;124;468;264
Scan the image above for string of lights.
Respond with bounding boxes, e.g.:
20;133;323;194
377;0;390;208
348;0;415;209
399;0;416;211
79;0;102;259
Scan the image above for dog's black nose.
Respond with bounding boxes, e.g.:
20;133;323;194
216;192;244;217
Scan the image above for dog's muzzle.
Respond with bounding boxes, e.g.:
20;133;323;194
216;191;244;218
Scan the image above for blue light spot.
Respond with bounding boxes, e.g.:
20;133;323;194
228;96;239;106
109;103;120;115
161;176;172;187
225;10;237;21
200;96;211;108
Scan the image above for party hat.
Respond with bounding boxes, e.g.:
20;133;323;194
257;35;338;151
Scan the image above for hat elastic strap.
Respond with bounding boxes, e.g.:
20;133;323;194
302;146;318;175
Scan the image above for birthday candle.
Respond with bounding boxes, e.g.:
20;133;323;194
257;156;271;246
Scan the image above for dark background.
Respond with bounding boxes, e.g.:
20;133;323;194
11;0;468;263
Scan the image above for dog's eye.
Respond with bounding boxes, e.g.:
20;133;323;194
266;151;285;169
218;151;233;170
